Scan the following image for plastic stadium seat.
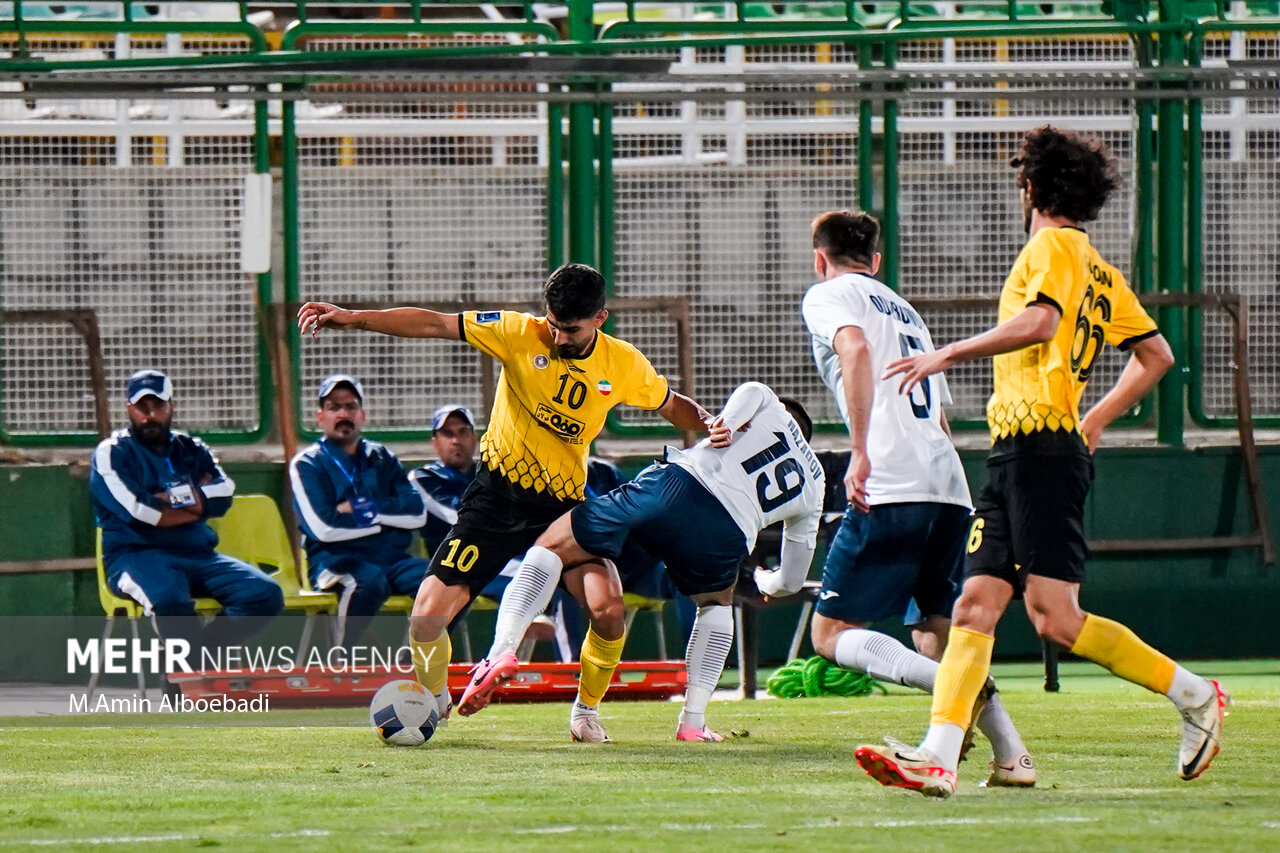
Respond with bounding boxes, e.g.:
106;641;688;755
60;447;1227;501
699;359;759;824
87;528;221;703
623;591;668;660
206;494;337;666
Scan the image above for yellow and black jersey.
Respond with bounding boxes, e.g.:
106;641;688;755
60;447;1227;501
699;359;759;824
459;310;670;505
988;226;1159;442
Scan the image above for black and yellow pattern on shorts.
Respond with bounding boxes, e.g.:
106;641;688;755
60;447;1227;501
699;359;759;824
963;430;1094;595
427;478;579;595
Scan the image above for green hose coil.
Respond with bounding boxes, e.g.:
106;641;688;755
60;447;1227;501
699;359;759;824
766;656;888;699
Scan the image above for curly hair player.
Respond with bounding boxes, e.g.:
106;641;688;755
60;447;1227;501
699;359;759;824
856;125;1229;798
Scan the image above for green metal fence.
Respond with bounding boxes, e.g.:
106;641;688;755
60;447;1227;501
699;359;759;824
1;1;1277;444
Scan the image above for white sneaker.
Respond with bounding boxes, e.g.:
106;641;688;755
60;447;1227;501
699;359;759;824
570;713;612;743
855;739;957;799
1179;679;1230;780
981;751;1036;788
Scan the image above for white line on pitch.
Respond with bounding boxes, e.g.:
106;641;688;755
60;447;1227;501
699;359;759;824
0;829;331;846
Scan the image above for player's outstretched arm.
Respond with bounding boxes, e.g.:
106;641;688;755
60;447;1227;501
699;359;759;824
657;392;713;439
297;302;461;341
1080;334;1174;453
883;301;1061;395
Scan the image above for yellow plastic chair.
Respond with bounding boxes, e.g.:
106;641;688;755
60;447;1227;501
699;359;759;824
623;592;669;660
88;528;222;702
207;495;338;665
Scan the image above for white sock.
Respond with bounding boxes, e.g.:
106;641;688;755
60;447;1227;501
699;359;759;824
571;698;597;719
975;692;1027;765
833;628;939;692
681;604;734;730
1166;665;1213;711
919;723;965;771
489;546;563;658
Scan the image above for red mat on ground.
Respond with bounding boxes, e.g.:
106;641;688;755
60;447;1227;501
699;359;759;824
168;661;686;708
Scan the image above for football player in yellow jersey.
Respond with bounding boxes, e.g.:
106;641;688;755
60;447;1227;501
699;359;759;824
855;126;1229;797
297;263;712;739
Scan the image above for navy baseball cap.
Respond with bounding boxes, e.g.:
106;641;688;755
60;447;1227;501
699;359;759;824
431;405;475;433
318;374;364;403
126;369;173;405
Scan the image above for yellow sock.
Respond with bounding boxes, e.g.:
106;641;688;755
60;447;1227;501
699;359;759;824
930;626;995;728
410;633;452;696
577;628;625;708
1070;613;1175;694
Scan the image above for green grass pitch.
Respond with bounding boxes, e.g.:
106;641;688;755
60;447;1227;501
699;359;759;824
1;661;1276;852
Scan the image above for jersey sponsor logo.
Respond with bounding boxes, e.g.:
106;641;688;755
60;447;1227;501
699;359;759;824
819;590;840;600
597;379;612;396
534;403;585;442
476;311;501;323
533;354;549;370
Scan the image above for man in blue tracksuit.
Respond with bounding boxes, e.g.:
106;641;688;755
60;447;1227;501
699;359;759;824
290;375;428;650
89;369;284;655
409;404;480;555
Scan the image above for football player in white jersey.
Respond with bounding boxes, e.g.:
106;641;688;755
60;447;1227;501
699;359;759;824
795;210;1034;786
458;382;824;742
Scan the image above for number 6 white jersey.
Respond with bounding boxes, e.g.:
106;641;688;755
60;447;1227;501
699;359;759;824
665;382;824;554
802;272;971;509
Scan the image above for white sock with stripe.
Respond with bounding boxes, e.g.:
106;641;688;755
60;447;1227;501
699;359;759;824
680;604;734;731
488;546;562;659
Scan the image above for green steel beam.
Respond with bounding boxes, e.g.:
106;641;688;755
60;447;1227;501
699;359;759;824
1155;0;1188;446
566;0;597;267
547;102;566;271
0;21;1188;75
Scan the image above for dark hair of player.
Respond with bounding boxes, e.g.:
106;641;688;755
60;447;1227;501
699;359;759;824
778;397;813;442
543;263;607;321
1010;125;1120;224
811;210;880;269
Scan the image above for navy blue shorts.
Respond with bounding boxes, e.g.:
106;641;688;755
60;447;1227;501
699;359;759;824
816;501;969;626
570;463;746;597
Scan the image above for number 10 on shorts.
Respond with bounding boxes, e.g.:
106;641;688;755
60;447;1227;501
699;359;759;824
440;539;479;572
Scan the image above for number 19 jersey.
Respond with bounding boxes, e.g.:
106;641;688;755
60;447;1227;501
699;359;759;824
802;273;970;509
666;382;824;553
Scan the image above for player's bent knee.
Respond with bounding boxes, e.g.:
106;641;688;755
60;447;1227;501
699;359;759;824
409;601;449;641
588;597;627;635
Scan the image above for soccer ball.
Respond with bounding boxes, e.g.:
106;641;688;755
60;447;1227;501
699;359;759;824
369;679;440;747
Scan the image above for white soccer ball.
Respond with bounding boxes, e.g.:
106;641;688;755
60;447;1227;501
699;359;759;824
369;679;440;747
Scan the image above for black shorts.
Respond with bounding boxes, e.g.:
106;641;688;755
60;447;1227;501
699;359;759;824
427;478;579;597
964;434;1094;595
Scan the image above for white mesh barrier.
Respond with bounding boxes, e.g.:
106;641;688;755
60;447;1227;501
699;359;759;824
292;32;551;431
0;28;262;439
1198;29;1280;419
609;41;862;426
895;33;1140;421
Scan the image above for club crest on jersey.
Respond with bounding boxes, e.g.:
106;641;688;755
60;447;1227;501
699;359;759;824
535;403;585;443
597;380;612;396
476;311;501;323
533;354;550;370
